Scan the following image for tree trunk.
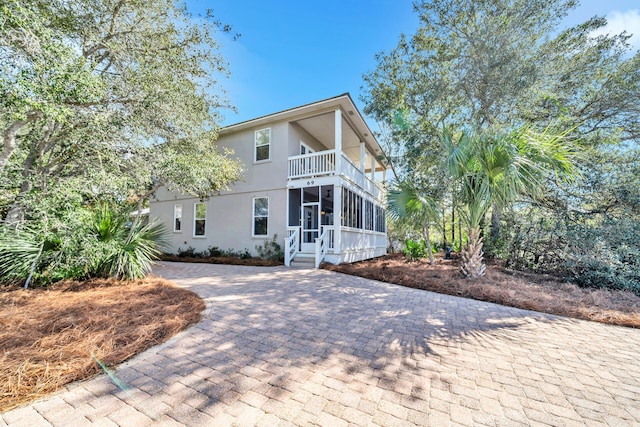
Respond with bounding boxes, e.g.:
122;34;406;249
490;204;502;243
5;149;38;225
1;120;27;176
423;222;434;265
461;226;486;278
458;211;462;252
451;202;455;246
442;208;447;249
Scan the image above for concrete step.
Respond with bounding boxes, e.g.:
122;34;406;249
289;253;316;268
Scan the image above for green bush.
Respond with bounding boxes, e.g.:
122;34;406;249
0;205;168;287
255;234;283;260
177;246;199;258
174;246;252;259
404;239;429;262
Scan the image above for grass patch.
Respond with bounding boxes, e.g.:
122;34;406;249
0;277;204;412
324;253;640;328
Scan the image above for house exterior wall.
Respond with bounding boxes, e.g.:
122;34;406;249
151;188;287;255
150;97;388;265
150;120;292;255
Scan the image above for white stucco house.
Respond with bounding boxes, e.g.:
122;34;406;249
149;93;388;267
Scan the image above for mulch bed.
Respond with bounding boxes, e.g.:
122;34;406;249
0;277;204;412
323;253;640;328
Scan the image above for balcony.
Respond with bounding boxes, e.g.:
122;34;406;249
288;150;384;198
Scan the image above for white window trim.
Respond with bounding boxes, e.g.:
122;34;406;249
254;128;271;163
300;141;315;155
252;196;269;237
173;203;182;232
193;202;207;238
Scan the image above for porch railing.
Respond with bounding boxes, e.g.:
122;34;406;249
288;150;336;179
284;228;299;267
340;154;380;197
320;225;334;250
315;228;330;268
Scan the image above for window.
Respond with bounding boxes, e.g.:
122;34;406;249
375;205;386;233
341;188;362;229
253;197;269;236
194;202;206;237
173;204;182;232
300;142;314;155
364;200;374;231
255;128;270;162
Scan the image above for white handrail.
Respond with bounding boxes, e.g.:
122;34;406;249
288;150;336;179
314;228;329;269
284;228;299;267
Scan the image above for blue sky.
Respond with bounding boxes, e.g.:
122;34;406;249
185;0;640;126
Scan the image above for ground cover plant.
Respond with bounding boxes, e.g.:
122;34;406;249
0;277;205;412
161;243;283;266
324;253;640;328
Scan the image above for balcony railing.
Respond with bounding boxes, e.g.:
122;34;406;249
288;150;384;198
288;150;336;179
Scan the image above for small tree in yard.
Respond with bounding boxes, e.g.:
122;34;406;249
388;182;440;265
442;128;576;278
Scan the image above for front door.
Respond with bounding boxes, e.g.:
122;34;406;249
301;186;319;252
301;203;319;252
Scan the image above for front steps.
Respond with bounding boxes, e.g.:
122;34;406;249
289;252;315;268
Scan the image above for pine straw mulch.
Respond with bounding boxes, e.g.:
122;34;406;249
323;253;640;328
0;277;205;412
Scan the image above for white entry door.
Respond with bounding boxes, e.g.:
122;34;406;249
301;203;319;252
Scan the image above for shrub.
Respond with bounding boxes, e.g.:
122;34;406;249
404;239;429;262
0;205;168;287
177;246;198;258
173;246;253;259
255;234;283;260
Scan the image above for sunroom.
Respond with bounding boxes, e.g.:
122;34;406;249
283;107;388;267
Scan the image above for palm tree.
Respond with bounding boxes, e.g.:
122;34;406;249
442;127;576;278
388;182;440;265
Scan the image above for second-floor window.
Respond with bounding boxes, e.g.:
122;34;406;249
255;128;270;162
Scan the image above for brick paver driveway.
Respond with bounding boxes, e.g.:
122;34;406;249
2;262;640;426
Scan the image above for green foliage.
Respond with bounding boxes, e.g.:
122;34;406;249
255;234;283;260
100;221;169;280
176;246;199;258
404;239;431;262
0;226;42;284
1;0;243;225
363;0;638;284
0;205;168;286
388;182;440;264
497;146;640;294
565;219;640;293
175;246;252;259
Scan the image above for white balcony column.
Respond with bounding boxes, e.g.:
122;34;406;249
359;141;365;174
370;151;376;181
334;184;342;254
335;109;342;177
383;168;387;182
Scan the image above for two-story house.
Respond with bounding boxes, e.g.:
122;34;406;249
149;93;388;267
